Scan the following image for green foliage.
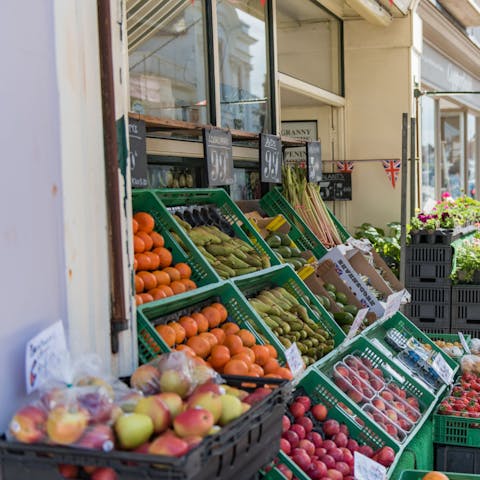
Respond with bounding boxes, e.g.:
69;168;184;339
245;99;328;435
451;233;480;284
354;222;400;277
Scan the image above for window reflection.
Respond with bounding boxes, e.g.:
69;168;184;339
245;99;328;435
441;114;464;198
467;114;477;198
421;96;436;207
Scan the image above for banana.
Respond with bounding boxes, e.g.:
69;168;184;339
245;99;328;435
172;215;192;231
233;267;258;276
205;244;235;256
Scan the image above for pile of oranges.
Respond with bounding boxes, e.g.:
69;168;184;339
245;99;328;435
133;212;197;306
154;301;293;380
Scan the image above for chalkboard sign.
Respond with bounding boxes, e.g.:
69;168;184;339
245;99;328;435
306;141;322;183
320;172;352;201
260;133;282;183
203;127;233;187
129;118;148;188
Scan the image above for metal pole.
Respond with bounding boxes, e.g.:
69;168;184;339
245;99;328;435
410;117;416;218
400;113;408;285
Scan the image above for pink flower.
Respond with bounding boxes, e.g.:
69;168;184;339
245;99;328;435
441;192;451;199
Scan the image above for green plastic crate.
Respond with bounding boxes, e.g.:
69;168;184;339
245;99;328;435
260;451;309;480
132;190;220;286
433;412;480;447
136;280;288;365
232;264;346;358
312;335;437;447
427;333;471;362
398;471;480;480
152;188;281;273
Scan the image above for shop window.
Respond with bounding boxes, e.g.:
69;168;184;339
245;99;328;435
440;113;464;198
128;1;209;123
420;96;436;207
467;113;477;198
276;0;342;95
217;0;270;133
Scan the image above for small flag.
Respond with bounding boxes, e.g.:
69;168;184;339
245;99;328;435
337;161;354;173
382;159;401;188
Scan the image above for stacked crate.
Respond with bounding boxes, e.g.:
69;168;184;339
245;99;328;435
451;286;480;337
404;244;453;333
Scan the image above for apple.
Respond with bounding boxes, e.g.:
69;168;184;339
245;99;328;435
183;434;203;451
375;446;395;467
406;396;420;409
282;415;291;433
222;385;248;400
398;418;412;431
134;395;170;434
114;413;154;449
290;423;306;440
326;469;343;480
385;423;399;438
296;396;311;411
332;432;347;448
357;369;369;381
186;391;222;423
385;409;398;422
131;365;161;396
219;394;242;426
159;370;190;398
149;431;189;457
77;424;114;451
312;460;328;479
191;382;224;396
315;447;327;457
340;448;354;466
319;454;335;469
157;392;183;418
306;431;323;447
311;404;328;421
9;406;47;443
334;377;350;392
282;430;299;448
363;387;374;399
322;420;340;437
339;424;349;436
322;439;336;450
347;389;363;403
370;378;383;391
299;439;315;456
46;406;89;445
346;439;359;452
277;464;293;480
77;391;113;424
327;447;343;462
372;368;383;378
358;444;374;457
280;437;291;454
372;398;386;411
241;403;251;414
335;366;350;377
295;416;313;433
91;467;118;480
381;390;394;402
292;449;310;471
335;461;350;476
58;464;79;478
289;401;306;418
133;442;151;454
173;409;214;438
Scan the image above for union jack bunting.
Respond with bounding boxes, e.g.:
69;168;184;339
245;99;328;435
336;161;354;173
382;160;401;188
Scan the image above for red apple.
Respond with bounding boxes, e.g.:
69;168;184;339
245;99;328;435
320;454;335;469
148;431;188;457
186;391;222;423
340;448;354;466
327;469;343;480
134;395;171;434
346;439;359;452
77;391;113;424
296;396;312;411
335;366;350;377
335;461;350;476
372;398;386;411
322;419;340;437
282;415;291;432
280;437;291;454
334;377;350;392
156;392;183;418
183;435;203;451
58;464;79;479
295;416;313;433
311;404;328;421
46;406;89;445
380;390;394;402
375;446;395;467
299;439;315;456
292;449;311;471
282;430;299;448
131;364;161;396
290;423;306;440
327;447;344;462
277;464;293;480
357;370;369;381
339;424;349;436
173;409;214;438
91;467;118;480
9;406;47;443
77;424;114;451
316;447;327;457
322;439;336;450
289;401;306;418
357;445;374;457
385;423;399;438
385;409;398;422
306;431;323;447
332;432;348;448
347;389;363;403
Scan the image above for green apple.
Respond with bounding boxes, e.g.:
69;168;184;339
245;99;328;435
114;413;154;450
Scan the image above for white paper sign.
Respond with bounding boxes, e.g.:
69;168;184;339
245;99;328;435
347;308;369;340
285;343;305;378
432;353;454;385
354;451;387;480
348;238;373;253
26;321;68;393
458;332;471;354
381;290;405;321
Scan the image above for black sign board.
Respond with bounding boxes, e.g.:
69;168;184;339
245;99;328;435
319;173;352;201
306;141;322;183
129;118;148;188
260;133;282;183
203;127;234;187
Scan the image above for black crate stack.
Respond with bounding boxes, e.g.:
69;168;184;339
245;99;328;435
404;244;453;333
451;285;480;336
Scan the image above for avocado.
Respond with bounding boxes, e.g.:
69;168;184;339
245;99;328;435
335;292;348;305
316;295;331;309
276;246;292;258
290;247;302;257
343;304;359;316
333;311;354;325
336;302;345;311
286;258;303;270
296;257;307;266
327;291;336;300
324;283;337;293
278;233;292;246
266;234;282;248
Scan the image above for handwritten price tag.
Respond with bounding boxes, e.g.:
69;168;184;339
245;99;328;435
458;332;471;354
354;451;387;480
432;353;454;384
285;343;305;379
382;290;405;321
346;308;369;341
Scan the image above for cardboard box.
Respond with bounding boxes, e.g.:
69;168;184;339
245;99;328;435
370;249;405;293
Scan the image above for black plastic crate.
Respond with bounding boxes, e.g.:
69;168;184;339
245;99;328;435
406;245;453;264
410;226;476;246
435;444;480;474
406;262;452;285
451;285;480;335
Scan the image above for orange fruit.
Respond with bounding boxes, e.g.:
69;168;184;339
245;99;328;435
163;267;181;283
148;288;168;301
210;303;228;323
202;306;221;329
221;322;240;335
137;231;153;251
168;322;186;344
187;336;211;358
223;334;244;355
209;345;231;369
170;280;187;295
240;347;256;364
135;253;152;271
134;257;138;271
133;235;145;253
180;279;197;291
174;263;192;279
155;325;176;347
135;294;143;306
157;285;174;297
223;359;249;376
232;352;253;366
153;247;173;268
134;212;155;233
191;312;209;333
249;364;264;377
152;270;170;286
137;271;157;291
139;293;154;304
210;328;226;345
265;345;278;359
179;316;198;338
199;332;218;348
251;345;270;366
275;367;293;380
175;344;196;357
145;252;160;270
134;274;144;294
149;231;165;248
263;358;281;374
132;218;139;234
237;329;255;347
422;474;449;480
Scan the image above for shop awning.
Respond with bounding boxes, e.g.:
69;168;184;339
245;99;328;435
438;0;480;26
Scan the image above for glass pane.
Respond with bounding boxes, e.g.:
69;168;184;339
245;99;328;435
128;1;208;123
217;0;269;132
276;0;342;95
440;114;464;198
230;168;261;200
467;114;477;198
420;96;436;207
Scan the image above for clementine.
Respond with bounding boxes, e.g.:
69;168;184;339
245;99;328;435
155;325;176;347
223;359;249;376
174;262;192;279
134;212;155;233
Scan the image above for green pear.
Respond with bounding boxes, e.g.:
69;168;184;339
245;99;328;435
219;394;243;426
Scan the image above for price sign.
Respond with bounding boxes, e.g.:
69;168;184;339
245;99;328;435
382;290;406;320
260;134;282;183
203;127;233;187
458;332;471;354
319;173;352;201
346;308;369;340
129;118;148;188
432;353;455;384
354;452;387;480
306;141;322;183
285;343;305;378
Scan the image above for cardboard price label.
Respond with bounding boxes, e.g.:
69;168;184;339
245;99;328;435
432;353;454;384
346;308;369;340
285;343;305;378
382;290;405;320
266;215;287;231
458;332;471;354
354;451;387;480
297;264;315;280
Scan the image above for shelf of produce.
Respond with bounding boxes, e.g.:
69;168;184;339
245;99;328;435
399;470;480;480
137;280;289;365
232;264;346;367
312;335;439;448
152;188;280;279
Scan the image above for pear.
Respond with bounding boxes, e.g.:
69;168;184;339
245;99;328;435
219;394;243;426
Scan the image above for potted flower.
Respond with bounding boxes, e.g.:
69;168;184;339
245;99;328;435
408;216;423;244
